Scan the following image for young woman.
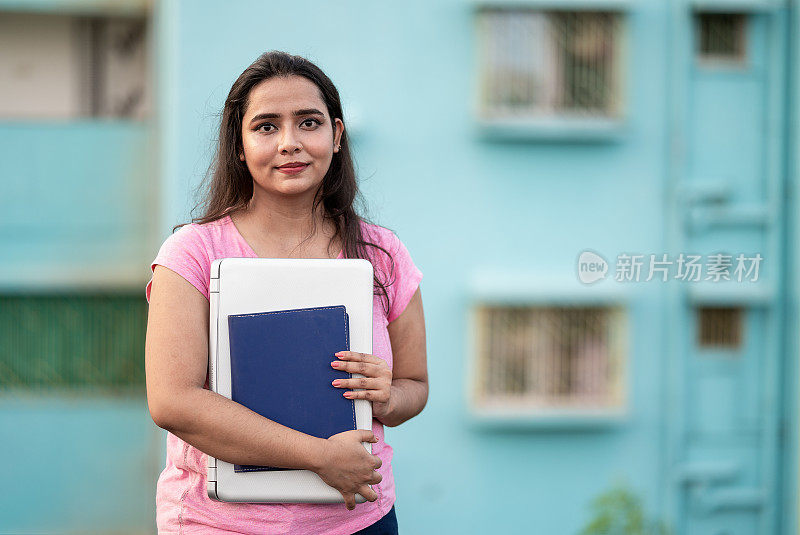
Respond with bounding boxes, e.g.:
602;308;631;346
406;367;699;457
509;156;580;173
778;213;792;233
144;51;427;534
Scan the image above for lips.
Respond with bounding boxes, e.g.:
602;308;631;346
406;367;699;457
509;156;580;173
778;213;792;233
276;163;309;174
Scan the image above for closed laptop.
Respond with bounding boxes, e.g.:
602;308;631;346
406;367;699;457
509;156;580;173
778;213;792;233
207;257;374;503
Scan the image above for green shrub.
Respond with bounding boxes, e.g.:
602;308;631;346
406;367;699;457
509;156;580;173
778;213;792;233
578;481;672;535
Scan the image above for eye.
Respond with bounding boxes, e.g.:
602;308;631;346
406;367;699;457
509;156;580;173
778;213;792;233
256;123;275;133
301;118;322;128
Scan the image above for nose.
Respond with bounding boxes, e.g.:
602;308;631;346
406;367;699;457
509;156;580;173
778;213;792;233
278;129;302;154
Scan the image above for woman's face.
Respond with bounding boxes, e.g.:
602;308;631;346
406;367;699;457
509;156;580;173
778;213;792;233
239;75;344;200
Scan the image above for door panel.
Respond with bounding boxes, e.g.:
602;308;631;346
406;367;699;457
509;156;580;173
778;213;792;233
668;7;786;534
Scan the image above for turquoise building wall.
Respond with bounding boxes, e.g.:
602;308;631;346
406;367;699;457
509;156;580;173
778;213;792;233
0;0;797;533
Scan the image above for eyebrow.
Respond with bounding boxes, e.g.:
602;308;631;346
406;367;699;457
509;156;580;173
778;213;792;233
249;108;325;124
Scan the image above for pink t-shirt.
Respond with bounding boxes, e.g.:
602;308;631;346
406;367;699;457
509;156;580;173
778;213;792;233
144;214;423;535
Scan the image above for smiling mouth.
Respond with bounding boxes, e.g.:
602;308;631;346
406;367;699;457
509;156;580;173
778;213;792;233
276;163;309;174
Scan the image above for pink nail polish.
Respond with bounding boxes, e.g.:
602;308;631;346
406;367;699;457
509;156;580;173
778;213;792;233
331;362;340;368
332;380;340;386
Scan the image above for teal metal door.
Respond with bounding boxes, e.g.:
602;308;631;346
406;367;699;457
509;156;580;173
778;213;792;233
665;5;789;534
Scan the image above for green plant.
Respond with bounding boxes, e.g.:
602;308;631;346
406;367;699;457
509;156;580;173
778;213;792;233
578;481;672;535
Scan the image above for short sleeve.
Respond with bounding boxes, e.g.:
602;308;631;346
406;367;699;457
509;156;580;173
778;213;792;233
145;224;211;303
386;232;423;323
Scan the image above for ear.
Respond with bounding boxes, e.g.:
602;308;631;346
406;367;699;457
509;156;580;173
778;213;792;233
239;153;245;161
333;118;344;153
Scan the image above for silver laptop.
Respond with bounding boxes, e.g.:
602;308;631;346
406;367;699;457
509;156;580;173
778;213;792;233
207;257;374;503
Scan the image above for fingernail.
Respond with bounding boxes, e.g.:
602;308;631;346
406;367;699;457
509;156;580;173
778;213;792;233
343;392;353;398
331;362;340;368
332;380;341;386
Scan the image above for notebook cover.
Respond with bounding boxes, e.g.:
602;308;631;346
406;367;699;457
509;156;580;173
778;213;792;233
227;305;356;473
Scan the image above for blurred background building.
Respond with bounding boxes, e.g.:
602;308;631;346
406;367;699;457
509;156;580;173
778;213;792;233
0;0;798;533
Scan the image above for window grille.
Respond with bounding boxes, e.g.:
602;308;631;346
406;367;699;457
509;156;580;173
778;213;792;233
697;306;743;349
476;9;623;118
695;12;746;63
472;305;625;409
0;294;147;391
0;12;150;120
77;16;149;118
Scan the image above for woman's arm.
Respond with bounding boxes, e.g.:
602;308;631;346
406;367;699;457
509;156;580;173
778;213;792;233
145;265;381;508
331;287;428;427
380;287;428;427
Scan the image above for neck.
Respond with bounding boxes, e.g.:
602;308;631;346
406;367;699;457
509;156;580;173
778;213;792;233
239;189;331;244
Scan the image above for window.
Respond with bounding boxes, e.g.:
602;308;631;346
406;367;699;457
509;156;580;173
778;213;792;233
697;306;743;349
476;9;624;120
695;12;747;65
470;304;626;413
0;12;150;120
0;294;147;391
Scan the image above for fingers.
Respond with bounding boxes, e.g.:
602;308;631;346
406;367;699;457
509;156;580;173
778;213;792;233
344;390;389;402
341;491;357;510
373;455;382;469
331;376;385;390
358;430;378;443
330;351;392;403
332;352;390;377
330;353;392;402
341;471;381;510
359;484;379;502
334;351;384;364
331;360;385;378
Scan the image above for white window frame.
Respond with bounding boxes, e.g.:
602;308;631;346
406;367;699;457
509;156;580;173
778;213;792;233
465;277;629;427
473;1;630;141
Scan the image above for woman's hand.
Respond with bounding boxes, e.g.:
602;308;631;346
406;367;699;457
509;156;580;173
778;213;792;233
314;430;383;510
331;351;393;420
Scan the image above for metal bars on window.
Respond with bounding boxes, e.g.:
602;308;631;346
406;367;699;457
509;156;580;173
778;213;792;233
0;12;149;120
76;16;149;118
695;12;747;63
697;306;743;349
477;9;623;118
473;305;625;409
0;294;147;391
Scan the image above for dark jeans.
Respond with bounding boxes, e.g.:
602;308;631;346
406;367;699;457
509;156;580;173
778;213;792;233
352;505;398;535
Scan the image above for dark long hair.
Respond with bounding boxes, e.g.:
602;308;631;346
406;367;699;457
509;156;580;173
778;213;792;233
176;50;395;314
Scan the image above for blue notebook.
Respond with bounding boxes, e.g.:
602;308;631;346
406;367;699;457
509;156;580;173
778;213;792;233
227;305;356;473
